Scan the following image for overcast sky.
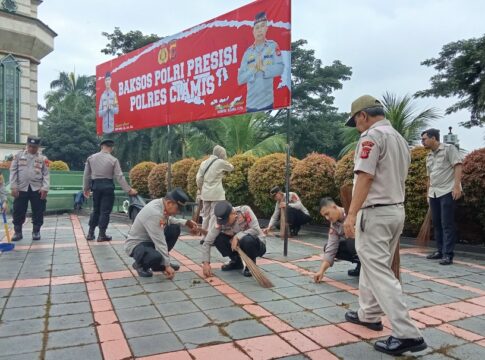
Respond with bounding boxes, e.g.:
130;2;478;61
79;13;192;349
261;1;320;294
37;0;485;152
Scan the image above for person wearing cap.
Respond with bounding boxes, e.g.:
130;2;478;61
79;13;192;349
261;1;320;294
237;11;284;112
9;136;50;241
125;188;198;278
421;128;463;265
196;145;234;237
314;197;360;283
98;71;118;134
263;186;311;237
83;138;137;241
201;201;266;278
342;95;426;355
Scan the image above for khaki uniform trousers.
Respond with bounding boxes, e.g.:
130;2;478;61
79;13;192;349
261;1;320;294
201;200;221;232
355;204;421;339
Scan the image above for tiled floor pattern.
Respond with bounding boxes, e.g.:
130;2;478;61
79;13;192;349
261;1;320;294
0;214;484;359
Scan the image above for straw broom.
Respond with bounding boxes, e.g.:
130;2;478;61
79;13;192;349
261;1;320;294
236;247;274;288
416;208;432;247
339;184;401;281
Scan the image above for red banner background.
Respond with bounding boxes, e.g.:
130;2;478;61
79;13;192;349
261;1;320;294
95;0;291;135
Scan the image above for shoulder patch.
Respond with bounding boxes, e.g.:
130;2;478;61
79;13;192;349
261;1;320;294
359;140;375;159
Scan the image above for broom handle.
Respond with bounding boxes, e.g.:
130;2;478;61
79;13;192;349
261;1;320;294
2;211;10;243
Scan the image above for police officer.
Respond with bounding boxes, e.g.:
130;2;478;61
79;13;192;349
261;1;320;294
9;136;50;241
125;188;197;279
98;71;118;134
201;201;266;278
237;11;284;112
83;139;137;241
314;197;360;283
263;186;311;237
342;95;426;356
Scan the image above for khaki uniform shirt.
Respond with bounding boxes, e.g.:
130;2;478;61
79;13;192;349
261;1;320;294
268;192;309;229
323;213;346;266
83;151;131;192
426;143;462;198
124;198;186;264
196;155;234;201
353;119;410;207
201;205;264;263
9;150;50;192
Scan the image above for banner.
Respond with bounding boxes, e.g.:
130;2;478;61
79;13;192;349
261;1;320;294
95;0;291;134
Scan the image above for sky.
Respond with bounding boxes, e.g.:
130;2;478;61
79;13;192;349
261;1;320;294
37;0;485;152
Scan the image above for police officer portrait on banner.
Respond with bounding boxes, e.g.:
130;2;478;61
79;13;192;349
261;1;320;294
99;71;119;134
125;188;198;279
9;136;50;242
342;95;427;356
83;138;137;242
201;201;266;278
237;11;284;112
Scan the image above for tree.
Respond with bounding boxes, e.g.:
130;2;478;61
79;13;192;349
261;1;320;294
415;34;485;128
44;72;95;111
339;92;441;156
101;27;161;56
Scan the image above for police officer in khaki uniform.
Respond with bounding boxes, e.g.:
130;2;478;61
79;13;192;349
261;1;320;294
9;136;50;241
342;95;427;356
83;139;137;241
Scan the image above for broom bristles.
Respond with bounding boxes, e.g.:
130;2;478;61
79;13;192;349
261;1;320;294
416;208;432;247
236;247;274;288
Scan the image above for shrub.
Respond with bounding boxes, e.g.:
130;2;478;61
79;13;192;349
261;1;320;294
335;150;355;189
186;157;208;200
0;161;12;169
147;163;168;198
404;147;429;235
248;153;299;216
224;154;257;207
291;152;337;222
49;160;70;171
129;161;157;197
168;158;195;195
462;148;485;242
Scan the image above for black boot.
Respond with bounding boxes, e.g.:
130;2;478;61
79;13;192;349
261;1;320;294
12;226;23;242
32;226;41;241
86;227;95;241
221;256;244;271
348;263;361;277
97;229;112;242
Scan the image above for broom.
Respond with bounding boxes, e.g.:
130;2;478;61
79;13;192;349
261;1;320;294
339;184;401;281
236;247;274;288
416;208;432;247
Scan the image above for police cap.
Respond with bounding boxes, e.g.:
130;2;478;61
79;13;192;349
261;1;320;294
254;11;267;25
99;139;115;147
105;71;111;78
166;188;189;207
214;201;233;225
270;186;281;196
27;136;41;146
346;95;384;127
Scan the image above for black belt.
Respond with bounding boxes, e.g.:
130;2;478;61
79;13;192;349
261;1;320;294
92;178;114;183
362;203;403;209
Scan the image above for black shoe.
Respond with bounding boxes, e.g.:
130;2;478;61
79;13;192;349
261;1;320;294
86;232;95;241
348;263;360;277
97;234;112;242
12;232;23;242
439;256;453;265
200;239;204;245
426;251;442;260
132;262;153;277
221;258;244;271
374;336;427;356
345;310;383;331
32;232;41;241
170;263;180;271
243;267;252;277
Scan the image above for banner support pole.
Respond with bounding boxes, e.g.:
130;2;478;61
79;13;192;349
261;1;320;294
284;107;291;257
167;124;172;191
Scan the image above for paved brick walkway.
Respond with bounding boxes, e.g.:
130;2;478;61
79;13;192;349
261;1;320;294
1;214;484;360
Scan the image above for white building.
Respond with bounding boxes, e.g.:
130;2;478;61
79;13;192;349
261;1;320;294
0;0;56;159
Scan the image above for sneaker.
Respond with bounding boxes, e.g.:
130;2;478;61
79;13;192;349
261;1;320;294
221;258;244;271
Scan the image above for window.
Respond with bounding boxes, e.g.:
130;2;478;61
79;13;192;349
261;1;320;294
0;54;21;143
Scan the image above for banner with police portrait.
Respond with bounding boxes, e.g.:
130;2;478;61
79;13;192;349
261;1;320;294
95;0;291;134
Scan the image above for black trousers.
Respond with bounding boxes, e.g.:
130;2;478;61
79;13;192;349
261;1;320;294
287;207;311;231
325;239;360;264
214;233;266;262
88;179;115;230
13;186;46;230
430;192;456;258
130;224;181;271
